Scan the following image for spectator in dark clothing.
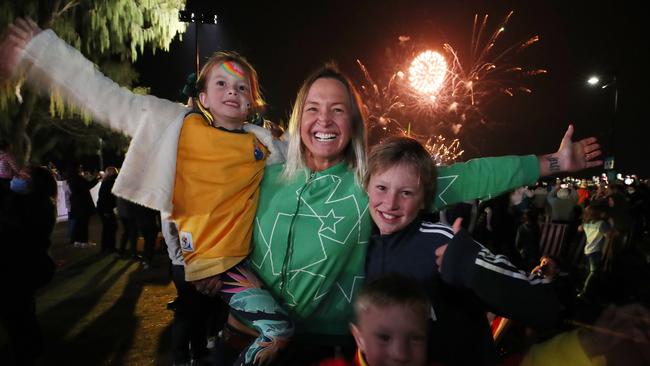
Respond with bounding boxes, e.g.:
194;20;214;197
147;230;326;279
116;197;138;258
628;181;650;243
516;209;541;271
96;167;118;253
547;184;579;223
66;165;98;248
607;184;632;249
474;193;518;258
0;165;58;365
133;202;159;269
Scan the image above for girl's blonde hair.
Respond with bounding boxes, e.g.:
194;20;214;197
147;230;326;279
195;51;265;114
282;63;368;183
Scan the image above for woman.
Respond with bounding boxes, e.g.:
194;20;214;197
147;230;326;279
2;18;602;362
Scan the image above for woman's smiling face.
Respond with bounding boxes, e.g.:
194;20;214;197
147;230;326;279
300;77;352;171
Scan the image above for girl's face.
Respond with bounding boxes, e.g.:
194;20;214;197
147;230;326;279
367;163;425;235
300;77;352;172
199;61;252;130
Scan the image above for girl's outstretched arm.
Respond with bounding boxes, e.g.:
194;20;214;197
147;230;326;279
1;17;187;137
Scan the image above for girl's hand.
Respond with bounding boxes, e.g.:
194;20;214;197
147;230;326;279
0;18;41;81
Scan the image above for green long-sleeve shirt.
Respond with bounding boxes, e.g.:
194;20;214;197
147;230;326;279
250;155;539;336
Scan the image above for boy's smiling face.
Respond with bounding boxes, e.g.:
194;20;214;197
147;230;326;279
367;163;425;235
351;303;428;366
199;61;252;130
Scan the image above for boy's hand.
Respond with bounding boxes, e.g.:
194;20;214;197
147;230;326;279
192;274;223;297
0;18;41;81
435;218;463;271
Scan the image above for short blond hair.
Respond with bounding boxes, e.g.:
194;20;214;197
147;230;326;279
365;136;438;209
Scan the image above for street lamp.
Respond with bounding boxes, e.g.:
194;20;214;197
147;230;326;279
587;74;618;175
179;10;218;76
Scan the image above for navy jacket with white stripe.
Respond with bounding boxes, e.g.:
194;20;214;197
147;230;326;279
366;214;561;365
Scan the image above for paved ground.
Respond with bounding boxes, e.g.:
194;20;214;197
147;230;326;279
15;217;177;365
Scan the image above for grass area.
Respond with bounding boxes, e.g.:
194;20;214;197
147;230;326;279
3;219;177;365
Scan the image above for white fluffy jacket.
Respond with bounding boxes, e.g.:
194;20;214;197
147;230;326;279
18;30;286;215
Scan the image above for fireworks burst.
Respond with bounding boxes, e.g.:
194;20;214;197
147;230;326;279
398;11;545;128
408;50;448;98
422;134;465;166
358;11;543;164
357;59;404;137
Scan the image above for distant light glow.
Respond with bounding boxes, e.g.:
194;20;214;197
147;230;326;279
408;50;447;98
587;76;600;86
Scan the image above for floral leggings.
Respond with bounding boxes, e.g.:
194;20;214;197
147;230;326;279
220;262;294;365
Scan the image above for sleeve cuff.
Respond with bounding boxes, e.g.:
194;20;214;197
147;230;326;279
521;154;541;185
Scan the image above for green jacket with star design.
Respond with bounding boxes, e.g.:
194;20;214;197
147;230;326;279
250;154;539;336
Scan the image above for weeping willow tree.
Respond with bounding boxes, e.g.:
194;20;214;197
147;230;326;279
0;0;187;166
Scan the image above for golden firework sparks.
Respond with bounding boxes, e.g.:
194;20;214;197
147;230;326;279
358;11;542;164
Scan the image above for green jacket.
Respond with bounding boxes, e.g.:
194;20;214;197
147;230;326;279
250;155;539;336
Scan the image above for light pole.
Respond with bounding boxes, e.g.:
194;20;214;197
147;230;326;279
97;137;104;171
587;75;618;177
179;10;218;76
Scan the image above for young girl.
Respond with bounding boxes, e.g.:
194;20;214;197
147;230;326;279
173;53;295;365
9;19;291;365
577;204;611;300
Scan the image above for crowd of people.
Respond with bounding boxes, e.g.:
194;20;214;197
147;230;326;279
1;17;649;366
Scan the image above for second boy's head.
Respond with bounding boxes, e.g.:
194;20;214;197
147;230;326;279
364;136;437;235
195;51;265;130
351;274;430;366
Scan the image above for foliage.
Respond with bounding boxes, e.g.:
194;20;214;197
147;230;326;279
0;0;187;165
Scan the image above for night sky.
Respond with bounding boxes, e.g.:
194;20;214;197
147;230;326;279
136;0;649;177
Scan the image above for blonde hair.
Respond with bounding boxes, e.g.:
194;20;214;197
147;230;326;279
195;51;265;114
282;63;367;183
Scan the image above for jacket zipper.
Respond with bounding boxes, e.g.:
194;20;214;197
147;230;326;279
280;171;316;293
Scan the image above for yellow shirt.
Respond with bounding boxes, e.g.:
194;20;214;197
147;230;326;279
521;330;606;366
173;114;268;281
